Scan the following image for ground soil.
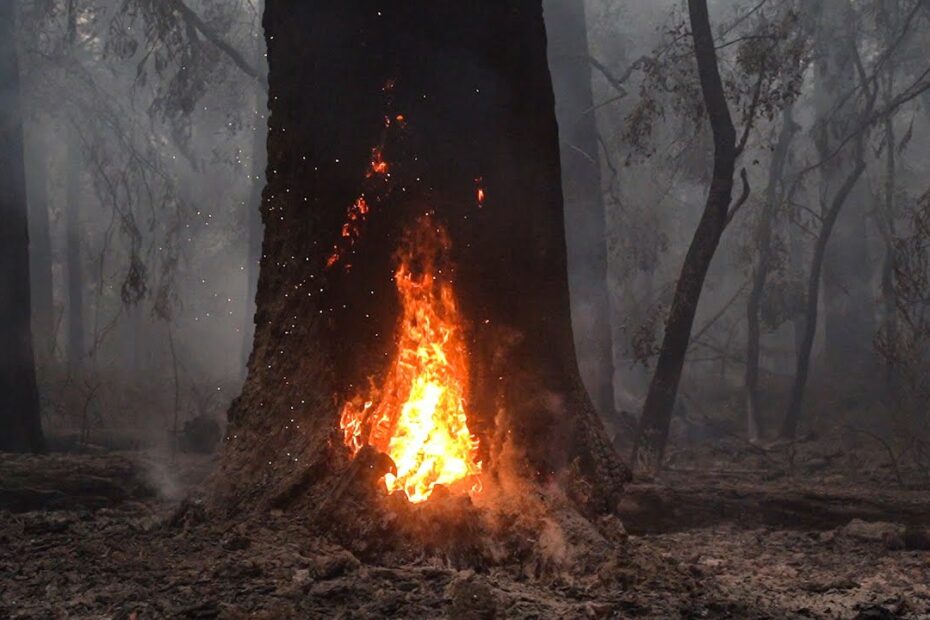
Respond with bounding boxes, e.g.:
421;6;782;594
2;438;929;619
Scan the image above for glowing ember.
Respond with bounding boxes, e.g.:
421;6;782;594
368;148;389;177
475;177;486;207
339;217;482;503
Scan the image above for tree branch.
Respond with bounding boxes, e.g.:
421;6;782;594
725;168;751;227
168;0;267;91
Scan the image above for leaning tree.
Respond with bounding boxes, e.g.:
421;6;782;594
211;0;628;548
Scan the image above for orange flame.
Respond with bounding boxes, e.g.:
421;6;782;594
368;147;389;177
339;218;481;503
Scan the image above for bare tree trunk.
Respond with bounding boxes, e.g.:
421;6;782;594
65;129;85;375
744;109;798;441
64;0;84;376
241;95;265;374
545;0;616;418
878;0;900;395
781;146;867;440
214;0;627;520
0;1;45;453
632;0;739;472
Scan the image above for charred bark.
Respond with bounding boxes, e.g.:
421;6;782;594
632;0;739;473
215;0;627;521
744;109;798;441
545;0;616;419
0;1;45;453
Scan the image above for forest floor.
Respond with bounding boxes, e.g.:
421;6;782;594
2;437;930;619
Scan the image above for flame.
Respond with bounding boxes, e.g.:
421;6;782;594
368;147;389;177
339;218;481;503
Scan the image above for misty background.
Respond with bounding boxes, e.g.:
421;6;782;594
14;0;930;465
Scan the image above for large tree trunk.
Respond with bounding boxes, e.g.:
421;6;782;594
0;1;45;453
544;0;616;418
632;0;738;472
214;0;626;524
744;109;798;441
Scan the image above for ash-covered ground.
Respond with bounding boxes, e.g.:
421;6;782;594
2;441;930;619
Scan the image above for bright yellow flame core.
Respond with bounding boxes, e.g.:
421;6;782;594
339;219;481;503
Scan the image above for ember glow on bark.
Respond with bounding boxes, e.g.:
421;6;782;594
339;217;482;503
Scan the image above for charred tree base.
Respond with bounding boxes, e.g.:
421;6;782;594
210;390;629;566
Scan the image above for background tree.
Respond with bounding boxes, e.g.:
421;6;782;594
545;0;616;418
0;0;45;453
633;0;749;471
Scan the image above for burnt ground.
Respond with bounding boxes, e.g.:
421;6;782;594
2;440;930;619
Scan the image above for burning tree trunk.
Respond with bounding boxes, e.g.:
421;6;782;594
0;1;45;453
214;0;627;532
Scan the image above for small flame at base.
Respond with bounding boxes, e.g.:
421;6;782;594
339;217;482;504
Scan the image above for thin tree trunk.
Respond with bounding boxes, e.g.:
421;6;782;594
781;147;867;440
64;0;84;376
545;0;616;418
879;0;900;395
65;128;85;375
0;0;45;453
632;0;739;472
744;109;798;441
24;123;55;358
